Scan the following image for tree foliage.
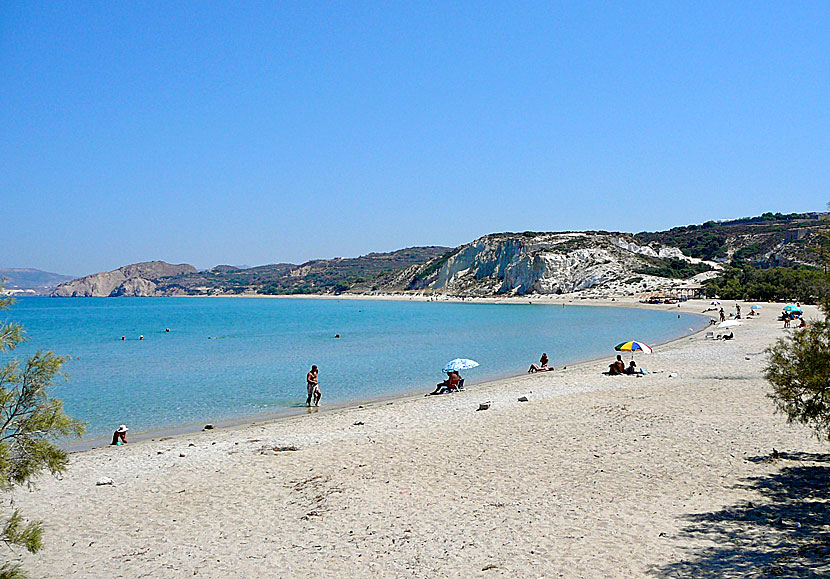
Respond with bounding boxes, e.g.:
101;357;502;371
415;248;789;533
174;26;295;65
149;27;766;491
0;296;85;576
765;301;830;441
765;209;830;441
705;266;829;303
634;257;712;279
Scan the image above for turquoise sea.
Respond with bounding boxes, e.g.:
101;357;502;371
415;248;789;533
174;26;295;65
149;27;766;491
3;297;707;443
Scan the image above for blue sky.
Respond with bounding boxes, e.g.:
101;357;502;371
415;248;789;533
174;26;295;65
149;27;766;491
2;2;829;276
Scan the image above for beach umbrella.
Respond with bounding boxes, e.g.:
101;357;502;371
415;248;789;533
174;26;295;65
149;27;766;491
442;358;480;373
717;320;742;329
783;305;802;313
614;341;653;354
751;305;762;310
710;301;721;305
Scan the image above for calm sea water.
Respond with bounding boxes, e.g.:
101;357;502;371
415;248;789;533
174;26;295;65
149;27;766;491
3;297;706;442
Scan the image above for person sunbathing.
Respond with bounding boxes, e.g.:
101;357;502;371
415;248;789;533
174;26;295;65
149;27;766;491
528;353;551;373
607;355;625;375
624;360;638;375
429;371;461;395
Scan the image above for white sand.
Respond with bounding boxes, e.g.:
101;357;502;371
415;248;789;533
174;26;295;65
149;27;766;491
10;299;828;577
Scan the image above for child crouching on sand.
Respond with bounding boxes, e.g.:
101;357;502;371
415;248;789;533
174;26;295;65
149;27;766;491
111;424;128;445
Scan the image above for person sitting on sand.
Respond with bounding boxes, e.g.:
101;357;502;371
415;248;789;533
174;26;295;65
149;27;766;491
111;424;128;445
528;353;551;373
624;360;638;375
306;365;321;407
722;331;734;340
429;371;461;395
608;355;625;375
798;317;807;328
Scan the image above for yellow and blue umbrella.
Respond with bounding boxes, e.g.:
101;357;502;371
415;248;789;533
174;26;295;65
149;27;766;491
614;341;653;354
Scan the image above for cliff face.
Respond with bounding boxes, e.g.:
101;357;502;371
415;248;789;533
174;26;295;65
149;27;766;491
378;232;718;297
52;261;196;297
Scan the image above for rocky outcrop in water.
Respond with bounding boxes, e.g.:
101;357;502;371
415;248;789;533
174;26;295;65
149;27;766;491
51;261;196;297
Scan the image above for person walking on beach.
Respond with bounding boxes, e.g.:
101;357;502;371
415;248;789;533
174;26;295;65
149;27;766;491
719;308;725;322
306;365;321;407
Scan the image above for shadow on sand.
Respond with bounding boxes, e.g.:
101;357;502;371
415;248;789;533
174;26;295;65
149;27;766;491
656;452;830;578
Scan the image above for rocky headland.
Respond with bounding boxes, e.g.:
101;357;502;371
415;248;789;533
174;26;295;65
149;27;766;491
51;261;196;297
50;212;829;298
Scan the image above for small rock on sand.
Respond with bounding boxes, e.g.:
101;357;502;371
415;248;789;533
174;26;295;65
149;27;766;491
477;402;491;411
518;396;529;402
203;424;214;430
260;445;300;455
96;477;114;486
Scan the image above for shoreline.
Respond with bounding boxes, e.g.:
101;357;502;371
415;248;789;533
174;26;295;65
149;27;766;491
63;297;711;453
14;298;826;577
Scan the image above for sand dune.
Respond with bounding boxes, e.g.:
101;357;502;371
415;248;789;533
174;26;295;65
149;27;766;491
11;299;828;578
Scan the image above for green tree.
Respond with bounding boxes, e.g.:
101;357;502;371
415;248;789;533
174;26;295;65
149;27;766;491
765;213;830;442
0;295;85;578
765;301;830;441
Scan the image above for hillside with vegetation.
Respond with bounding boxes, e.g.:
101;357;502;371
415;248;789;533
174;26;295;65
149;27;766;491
51;212;830;300
51;248;451;297
631;212;830;303
256;247;451;295
634;212;828;267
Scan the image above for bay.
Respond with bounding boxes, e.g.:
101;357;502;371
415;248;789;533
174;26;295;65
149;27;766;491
3;297;706;442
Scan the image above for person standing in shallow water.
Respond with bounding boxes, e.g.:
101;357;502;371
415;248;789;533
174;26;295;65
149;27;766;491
306;365;321;407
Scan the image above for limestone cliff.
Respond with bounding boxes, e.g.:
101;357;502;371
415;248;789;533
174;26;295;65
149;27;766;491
376;232;719;297
51;261;196;297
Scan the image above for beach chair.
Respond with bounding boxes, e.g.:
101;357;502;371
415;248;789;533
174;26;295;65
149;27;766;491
445;378;465;393
704;331;715;340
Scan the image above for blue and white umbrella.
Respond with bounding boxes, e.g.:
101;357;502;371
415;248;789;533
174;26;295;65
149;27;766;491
751;305;762;310
442;358;480;372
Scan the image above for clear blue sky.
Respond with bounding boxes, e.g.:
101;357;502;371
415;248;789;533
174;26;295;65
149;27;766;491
2;2;828;276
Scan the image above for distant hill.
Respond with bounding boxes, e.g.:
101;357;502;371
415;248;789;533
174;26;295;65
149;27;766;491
50;212;830;298
257;247;452;295
52;261;197;297
0;268;75;294
51;247;451;297
634;212;829;267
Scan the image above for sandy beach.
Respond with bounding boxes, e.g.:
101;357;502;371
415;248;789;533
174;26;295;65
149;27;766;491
11;298;829;578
